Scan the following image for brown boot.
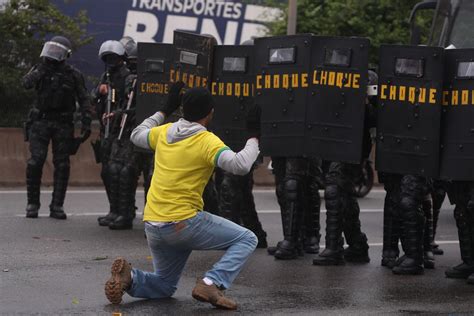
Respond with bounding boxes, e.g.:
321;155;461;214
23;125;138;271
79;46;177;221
105;257;132;304
192;279;237;310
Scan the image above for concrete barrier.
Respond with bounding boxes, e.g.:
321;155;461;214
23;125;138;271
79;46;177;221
0;127;276;187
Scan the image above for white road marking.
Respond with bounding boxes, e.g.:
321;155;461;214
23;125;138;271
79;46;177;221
320;240;460;247
0;188;388;194
8;209;383;217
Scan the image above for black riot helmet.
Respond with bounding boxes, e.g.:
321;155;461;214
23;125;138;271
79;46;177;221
99;40;126;69
40;36;72;62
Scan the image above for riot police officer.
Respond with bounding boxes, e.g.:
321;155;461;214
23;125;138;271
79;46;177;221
312;71;377;266
22;36;91;219
92;40;131;227
269;157;322;259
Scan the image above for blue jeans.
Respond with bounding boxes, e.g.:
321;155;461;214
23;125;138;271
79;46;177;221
127;211;258;299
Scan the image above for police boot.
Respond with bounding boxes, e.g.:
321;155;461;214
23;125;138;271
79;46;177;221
313;237;345;266
267;242;281;256
49;205;67;220
431;208;444;255
313;186;345;266
422;198;435;269
393;208;424;275
446;205;474;278
49;161;70;220
344;233;370;263
26;161;42;218
26;204;40;218
381;197;400;268
467;273;474;285
274;207;300;260
98;212;119;226
446;262;474;279
274;179;301;260
109;215;133;230
343;194;370;263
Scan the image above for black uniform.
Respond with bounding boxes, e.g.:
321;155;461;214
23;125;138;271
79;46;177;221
23;60;91;219
108;73;142;229
313;97;374;266
215;164;268;248
270;157;322;259
380;173;437;271
92;64;131;227
391;175;430;275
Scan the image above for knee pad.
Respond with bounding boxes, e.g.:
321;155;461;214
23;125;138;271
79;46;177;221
27;156;46;171
399;196;416;212
120;165;138;181
107;162;122;176
54;160;70;172
324;184;340;201
284;179;299;201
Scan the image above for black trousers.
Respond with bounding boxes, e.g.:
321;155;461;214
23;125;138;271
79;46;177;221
26;119;73;208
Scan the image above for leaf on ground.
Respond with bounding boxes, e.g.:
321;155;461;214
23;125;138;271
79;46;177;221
146;256;153;261
72;298;79;305
32;236;40;239
93;256;108;261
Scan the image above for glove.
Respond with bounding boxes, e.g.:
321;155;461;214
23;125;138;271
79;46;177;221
246;104;261;140
162;81;185;116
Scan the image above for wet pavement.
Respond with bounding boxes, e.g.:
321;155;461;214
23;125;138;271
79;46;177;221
1;188;473;315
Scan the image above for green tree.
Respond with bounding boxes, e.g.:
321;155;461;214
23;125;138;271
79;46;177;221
266;0;433;65
0;0;91;127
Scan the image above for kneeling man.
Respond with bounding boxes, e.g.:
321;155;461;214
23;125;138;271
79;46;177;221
104;84;260;310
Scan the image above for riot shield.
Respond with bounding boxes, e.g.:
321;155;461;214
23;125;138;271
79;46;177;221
172;31;217;89
376;45;444;177
136;42;174;124
440;49;474;180
210;45;255;152
254;34;313;156
306;36;370;163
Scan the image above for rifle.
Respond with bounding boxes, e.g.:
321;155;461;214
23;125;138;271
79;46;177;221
118;78;137;140
104;72;115;139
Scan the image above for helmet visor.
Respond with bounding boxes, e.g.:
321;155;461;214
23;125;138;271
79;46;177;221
40;41;70;61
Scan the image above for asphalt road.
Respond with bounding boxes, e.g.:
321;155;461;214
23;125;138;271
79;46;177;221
1;187;473;315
